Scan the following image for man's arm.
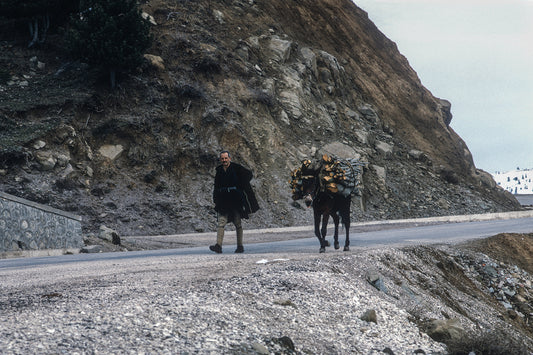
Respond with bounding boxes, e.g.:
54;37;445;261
213;168;221;204
235;163;253;183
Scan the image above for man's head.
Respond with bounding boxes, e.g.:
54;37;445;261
219;150;231;169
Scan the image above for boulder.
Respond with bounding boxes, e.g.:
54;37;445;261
475;169;497;188
98;144;124;160
360;309;378;324
269;36;292;63
80;245;103;253
375;141;393;156
212;9;225;24
34;151;57;171
437;98;453;126
300;47;318;78
33;140;46;149
98;225;121;245
372;165;387;184
318;142;361;160
408;149;428;162
143;54;165;71
359;104;381;126
141;12;157;25
426;318;464;342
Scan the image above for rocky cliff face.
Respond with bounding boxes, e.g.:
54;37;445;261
0;0;520;236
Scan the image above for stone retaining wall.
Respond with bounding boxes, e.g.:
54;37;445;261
0;191;82;252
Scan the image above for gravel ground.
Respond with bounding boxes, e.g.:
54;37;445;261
2;237;533;355
0;251;444;354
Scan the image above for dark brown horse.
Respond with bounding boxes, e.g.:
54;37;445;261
301;176;351;253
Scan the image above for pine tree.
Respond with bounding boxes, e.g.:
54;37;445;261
66;0;152;88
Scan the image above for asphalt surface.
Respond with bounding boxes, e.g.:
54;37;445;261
1;212;532;270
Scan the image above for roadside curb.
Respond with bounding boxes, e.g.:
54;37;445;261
0;248;80;260
356;210;533;225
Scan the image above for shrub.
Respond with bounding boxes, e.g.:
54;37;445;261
193;56;221;74
175;83;205;99
66;0;152;88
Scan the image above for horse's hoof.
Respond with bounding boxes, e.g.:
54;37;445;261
325;240;331;247
343;246;350;251
319;247;326;253
334;242;340;250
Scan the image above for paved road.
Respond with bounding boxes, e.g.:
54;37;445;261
516;194;533;206
242;216;533;252
1;216;532;270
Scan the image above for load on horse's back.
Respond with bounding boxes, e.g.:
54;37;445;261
290;154;365;253
290;154;364;201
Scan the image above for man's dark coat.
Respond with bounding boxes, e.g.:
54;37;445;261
213;162;259;219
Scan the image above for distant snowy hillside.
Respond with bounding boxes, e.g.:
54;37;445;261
492;169;532;195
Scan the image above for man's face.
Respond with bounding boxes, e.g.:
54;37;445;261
220;153;231;168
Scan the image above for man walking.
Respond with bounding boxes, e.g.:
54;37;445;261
210;151;259;253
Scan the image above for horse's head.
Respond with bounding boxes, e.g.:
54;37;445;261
301;176;318;208
290;159;321;205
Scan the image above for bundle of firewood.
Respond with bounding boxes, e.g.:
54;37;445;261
289;159;315;200
290;154;365;199
318;154;364;197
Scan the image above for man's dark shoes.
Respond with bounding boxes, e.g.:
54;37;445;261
235;245;244;253
209;244;222;254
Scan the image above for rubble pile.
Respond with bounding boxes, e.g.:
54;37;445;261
452;250;533;328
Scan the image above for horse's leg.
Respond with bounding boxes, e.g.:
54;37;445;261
332;212;340;250
342;199;351;251
343;218;350;251
314;208;326;253
320;213;328;237
321;213;330;247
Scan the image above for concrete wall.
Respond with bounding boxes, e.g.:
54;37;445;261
0;191;82;252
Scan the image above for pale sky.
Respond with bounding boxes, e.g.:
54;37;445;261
354;0;533;173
